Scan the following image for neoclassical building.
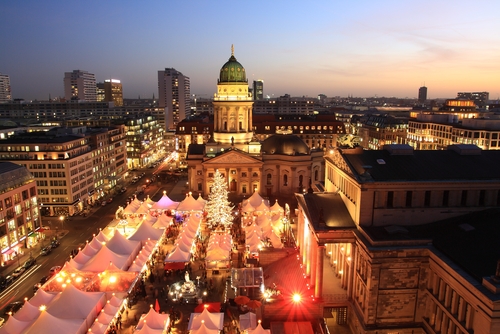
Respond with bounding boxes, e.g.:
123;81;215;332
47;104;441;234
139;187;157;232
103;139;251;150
186;47;324;198
294;144;500;334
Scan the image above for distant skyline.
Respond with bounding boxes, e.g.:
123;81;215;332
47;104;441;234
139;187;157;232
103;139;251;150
1;0;499;101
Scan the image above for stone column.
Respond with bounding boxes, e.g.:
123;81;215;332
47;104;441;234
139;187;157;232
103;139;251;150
315;245;325;299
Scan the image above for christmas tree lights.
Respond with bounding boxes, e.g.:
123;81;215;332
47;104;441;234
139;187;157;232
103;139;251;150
205;169;234;230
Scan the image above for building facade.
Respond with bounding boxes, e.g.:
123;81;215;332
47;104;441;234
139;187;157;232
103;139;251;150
253;80;264;100
186;47;325;198
124;115;164;169
158;68;191;131
97;79;123;106
0;162;40;265
457;92;489;108
418;86;427;104
64;70;97;102
0;73;12;103
293;144;500;334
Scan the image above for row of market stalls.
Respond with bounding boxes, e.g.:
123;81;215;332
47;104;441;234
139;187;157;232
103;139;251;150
0;201;176;334
240;192;286;255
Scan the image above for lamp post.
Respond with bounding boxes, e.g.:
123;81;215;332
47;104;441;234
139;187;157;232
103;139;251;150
59;215;65;231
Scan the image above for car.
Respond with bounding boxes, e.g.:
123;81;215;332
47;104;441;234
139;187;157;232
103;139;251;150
23;257;36;269
49;266;61;275
0;317;5;327
107;197;113;203
33;275;52;292
41;225;51;230
50;240;60;248
3;301;23;316
119;187;127;194
11;267;25;278
0;276;14;289
40;246;51;256
101;201;107;206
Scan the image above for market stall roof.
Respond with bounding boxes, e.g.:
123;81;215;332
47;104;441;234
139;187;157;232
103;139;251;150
164;246;190;263
128;221;164;242
189;322;220;334
45;284;106;319
270;200;284;214
0;315;32;334
151;192;179;210
248;323;271;334
136;308;170;330
177;193;205;212
78;245;131;272
106;230;141;255
187;308;224;331
22;311;84;334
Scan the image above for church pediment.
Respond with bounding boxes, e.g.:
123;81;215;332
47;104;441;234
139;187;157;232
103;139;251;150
203;150;263;166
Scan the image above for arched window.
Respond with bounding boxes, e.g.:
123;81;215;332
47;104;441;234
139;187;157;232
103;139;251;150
283;174;288;186
314;170;318;181
299;175;303;187
267;173;272;185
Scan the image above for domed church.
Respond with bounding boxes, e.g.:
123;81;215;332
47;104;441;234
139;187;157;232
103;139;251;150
186;46;324;199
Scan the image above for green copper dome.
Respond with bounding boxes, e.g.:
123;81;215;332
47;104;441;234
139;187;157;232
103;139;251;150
219;46;247;83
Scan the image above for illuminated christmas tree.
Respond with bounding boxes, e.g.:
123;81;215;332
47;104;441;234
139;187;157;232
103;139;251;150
205;169;234;230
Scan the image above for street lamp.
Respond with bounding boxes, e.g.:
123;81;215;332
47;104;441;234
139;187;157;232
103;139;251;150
59;215;65;231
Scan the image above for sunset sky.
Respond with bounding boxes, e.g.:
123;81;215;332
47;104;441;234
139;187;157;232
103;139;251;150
1;0;499;101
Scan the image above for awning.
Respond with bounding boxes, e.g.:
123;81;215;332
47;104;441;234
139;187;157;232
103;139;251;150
28;232;36;237
3;248;16;255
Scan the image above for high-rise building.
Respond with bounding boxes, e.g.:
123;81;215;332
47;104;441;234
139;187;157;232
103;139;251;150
253;80;264;100
418;85;427;103
64;70;97;102
97;79;123;106
457;91;489;107
0;73;12;103
158;68;190;131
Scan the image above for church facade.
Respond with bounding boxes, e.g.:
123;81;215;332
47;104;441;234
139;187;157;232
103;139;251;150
186;47;324;199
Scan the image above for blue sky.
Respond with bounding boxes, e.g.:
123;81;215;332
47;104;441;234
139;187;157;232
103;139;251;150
1;0;499;101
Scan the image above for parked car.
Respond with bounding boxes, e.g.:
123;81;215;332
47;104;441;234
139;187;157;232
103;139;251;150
0;276;14;289
50;240;60;248
49;266;61;275
40;246;51;256
33;275;52;291
107;197;113;203
101;201;107;206
23;257;36;268
11;267;25;278
119;187;127;194
3;301;23;316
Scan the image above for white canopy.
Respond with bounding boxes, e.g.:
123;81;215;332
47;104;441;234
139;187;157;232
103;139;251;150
239;312;257;331
189;322;219;334
136;308;170;330
164;246;190;263
177;193;205;212
270;200;284;214
23;311;84;334
106;230;141;255
12;301;40;322
78;245;131;272
247;323;271;334
0;315;32;334
128;221;164;242
187;308;224;331
247;191;266;208
151;192;179;210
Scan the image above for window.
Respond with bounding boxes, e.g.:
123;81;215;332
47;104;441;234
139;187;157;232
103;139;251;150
283;174;288;186
424;191;431;207
241;172;247;178
387;191;394;208
197;183;202;191
252;172;258;178
405;191;412;207
242;185;247;194
479;190;486;206
461;190;468;206
443;190;449;207
299;175;303;188
267;174;272;185
196;170;202;176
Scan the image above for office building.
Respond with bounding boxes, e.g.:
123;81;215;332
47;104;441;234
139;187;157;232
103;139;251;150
253;80;264;100
97;79;123;106
457;92;489;108
0;162;39;264
0;73;12;103
158;68;190;131
418;86;427;103
63;70;97;102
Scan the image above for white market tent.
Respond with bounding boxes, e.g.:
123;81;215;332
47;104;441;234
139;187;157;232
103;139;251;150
128;221;164;242
106;230;141;255
0;315;32;334
77;245;132;272
270;200;284;214
247;323;271;334
151;192;179;210
189;321;219;334
136;308;170;331
239;312;257;331
177;193;206;212
22;311;84;334
187;308;224;331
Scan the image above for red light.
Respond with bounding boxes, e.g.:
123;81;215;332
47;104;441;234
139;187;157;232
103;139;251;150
292;293;301;303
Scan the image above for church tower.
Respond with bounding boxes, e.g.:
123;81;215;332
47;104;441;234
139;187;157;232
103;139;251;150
212;45;254;146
